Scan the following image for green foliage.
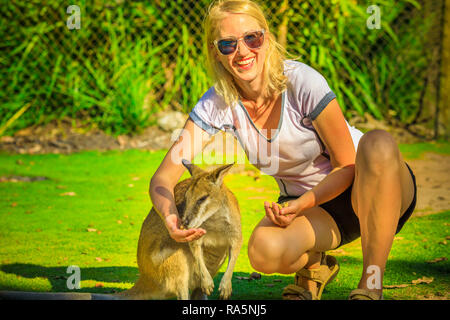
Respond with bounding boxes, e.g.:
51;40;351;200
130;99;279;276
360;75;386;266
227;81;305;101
160;25;211;113
0;0;435;135
276;0;431;122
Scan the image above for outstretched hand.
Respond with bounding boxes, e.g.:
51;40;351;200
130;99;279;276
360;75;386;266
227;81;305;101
264;197;305;227
165;214;206;242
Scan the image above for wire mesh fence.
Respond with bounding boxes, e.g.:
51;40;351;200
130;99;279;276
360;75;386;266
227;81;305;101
0;0;446;138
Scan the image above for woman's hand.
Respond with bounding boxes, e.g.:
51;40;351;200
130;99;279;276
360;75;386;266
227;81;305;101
264;197;307;227
165;213;206;242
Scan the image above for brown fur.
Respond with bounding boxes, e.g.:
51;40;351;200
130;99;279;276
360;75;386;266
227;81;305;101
115;162;242;300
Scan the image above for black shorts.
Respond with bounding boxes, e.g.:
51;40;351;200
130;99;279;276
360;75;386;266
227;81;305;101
277;162;417;248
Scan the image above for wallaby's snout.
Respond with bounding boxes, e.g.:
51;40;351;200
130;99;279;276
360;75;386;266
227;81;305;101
180;193;210;229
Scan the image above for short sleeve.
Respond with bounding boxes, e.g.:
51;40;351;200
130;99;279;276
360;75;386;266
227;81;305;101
286;61;336;121
188;87;223;135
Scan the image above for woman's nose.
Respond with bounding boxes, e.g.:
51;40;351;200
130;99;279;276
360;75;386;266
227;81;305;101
236;39;250;56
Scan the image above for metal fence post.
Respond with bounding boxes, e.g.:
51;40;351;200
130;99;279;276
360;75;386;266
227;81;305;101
440;0;450;138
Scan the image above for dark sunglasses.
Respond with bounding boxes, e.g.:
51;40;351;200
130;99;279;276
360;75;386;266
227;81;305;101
213;29;265;55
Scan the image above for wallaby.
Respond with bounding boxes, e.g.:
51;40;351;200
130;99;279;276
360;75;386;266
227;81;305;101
0;160;242;300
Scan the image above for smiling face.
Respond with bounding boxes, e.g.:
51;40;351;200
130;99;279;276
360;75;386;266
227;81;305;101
215;13;268;87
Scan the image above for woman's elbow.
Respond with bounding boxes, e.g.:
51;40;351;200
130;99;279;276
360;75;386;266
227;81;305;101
149;173;176;197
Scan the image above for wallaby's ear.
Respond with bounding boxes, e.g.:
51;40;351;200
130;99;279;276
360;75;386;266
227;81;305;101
209;163;234;185
182;159;204;176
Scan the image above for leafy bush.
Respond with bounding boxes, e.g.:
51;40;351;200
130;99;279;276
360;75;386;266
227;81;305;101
0;0;435;135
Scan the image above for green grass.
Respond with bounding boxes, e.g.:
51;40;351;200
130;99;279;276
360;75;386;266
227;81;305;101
0;144;449;300
398;141;450;159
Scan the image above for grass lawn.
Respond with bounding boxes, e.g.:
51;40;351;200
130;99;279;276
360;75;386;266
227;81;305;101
0;142;449;300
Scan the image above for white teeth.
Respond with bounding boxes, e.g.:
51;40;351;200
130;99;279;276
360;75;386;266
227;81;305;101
236;57;255;66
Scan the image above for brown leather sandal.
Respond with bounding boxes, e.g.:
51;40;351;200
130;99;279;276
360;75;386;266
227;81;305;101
348;289;383;300
282;254;340;300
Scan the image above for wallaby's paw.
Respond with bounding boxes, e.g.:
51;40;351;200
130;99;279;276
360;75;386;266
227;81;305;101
219;280;232;300
190;288;208;300
201;277;215;295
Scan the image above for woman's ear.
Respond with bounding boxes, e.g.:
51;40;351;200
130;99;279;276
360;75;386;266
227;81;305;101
264;31;271;47
208;44;217;58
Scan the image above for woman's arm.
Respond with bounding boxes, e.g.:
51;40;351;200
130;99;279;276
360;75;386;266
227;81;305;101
301;98;356;207
267;99;356;224
150;118;211;242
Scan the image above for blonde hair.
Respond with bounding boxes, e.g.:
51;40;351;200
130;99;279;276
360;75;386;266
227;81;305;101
203;0;288;107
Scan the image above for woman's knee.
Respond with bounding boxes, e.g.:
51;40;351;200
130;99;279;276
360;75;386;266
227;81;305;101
248;230;284;274
248;224;313;274
357;130;401;173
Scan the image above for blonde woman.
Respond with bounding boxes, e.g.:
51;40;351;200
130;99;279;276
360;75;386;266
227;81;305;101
150;0;417;300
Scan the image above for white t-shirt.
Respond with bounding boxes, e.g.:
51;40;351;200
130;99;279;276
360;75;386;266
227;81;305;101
189;60;363;197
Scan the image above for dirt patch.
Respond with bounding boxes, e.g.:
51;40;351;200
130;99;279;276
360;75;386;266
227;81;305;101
407;153;450;216
0;119;174;154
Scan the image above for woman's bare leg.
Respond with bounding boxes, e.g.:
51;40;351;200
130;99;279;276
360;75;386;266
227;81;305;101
351;130;415;297
248;206;341;294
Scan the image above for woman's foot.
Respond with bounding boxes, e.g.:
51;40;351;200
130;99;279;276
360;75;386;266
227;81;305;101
294;258;321;298
282;254;339;300
296;273;319;297
354;269;384;299
348;288;383;300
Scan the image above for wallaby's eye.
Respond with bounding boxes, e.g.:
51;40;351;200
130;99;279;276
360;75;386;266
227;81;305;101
196;195;208;205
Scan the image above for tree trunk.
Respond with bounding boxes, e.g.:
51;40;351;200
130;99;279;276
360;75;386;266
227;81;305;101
440;0;450;138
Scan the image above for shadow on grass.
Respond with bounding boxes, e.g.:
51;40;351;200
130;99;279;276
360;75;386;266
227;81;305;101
0;263;292;299
229;256;449;300
386;259;449;279
0;263;139;294
337;255;449;280
1;256;448;300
